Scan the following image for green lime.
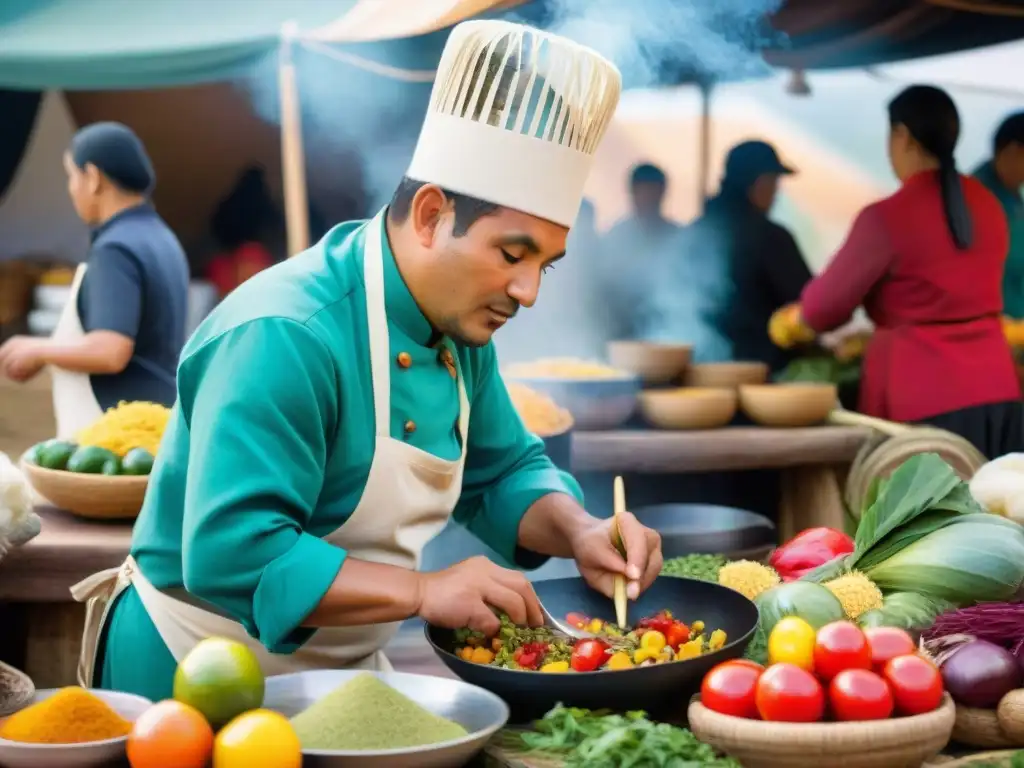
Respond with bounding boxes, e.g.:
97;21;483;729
33;439;78;470
122;447;155;476
173;637;265;729
22;443;44;466
67;445;121;474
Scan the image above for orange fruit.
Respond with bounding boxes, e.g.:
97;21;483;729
213;709;301;768
127;699;213;768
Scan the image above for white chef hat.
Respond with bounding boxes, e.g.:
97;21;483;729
406;19;622;228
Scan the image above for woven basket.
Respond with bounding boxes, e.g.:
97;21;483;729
952;691;1024;749
21;461;147;520
687;694;956;768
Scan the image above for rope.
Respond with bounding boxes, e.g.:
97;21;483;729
296;38;438;82
844;426;988;518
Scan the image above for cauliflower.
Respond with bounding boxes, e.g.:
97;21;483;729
970;453;1024;524
0;452;41;558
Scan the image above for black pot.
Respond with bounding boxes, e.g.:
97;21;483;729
426;576;758;723
630;504;777;561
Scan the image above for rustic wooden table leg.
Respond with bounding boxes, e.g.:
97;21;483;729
778;464;848;541
21;602;86;688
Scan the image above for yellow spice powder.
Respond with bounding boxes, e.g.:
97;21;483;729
0;686;132;744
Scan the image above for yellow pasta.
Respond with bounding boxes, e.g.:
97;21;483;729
506;383;574;437
504;357;628;379
76;401;171;457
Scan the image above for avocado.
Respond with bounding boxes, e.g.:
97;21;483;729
34;439;78;470
67;446;122;475
121;448;155;476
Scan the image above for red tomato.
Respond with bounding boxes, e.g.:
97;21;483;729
863;627;916;671
813;621;872;681
701;661;762;719
665;622;691;649
883;654;944;716
514;641;550;671
638;614;674;635
829;669;894;721
725;659;765;673
566;612;589;629
570;639;610;672
755;663;825;722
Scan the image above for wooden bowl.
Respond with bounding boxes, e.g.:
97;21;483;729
638;387;736;430
739;383;838;427
688;694;956;768
684;362;768;388
21;461;148;520
606;341;692;384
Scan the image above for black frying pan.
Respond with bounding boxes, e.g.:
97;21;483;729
426;576;759;723
631;504;777;561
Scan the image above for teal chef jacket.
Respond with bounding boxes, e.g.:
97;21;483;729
974;160;1024;318
95;215;583;701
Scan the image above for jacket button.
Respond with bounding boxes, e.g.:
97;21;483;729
397;352;412;369
404;420;417;434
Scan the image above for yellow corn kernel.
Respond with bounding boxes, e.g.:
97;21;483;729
470;647;495;664
677;638;705;660
539;660;570;673
709;629;727;651
691;620;705;634
640;630;667;653
633;648;659;663
587;618;603;633
605;651;633;670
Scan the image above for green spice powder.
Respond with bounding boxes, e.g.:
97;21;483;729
290;673;468;750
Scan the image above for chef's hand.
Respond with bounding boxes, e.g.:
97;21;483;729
416;556;544;636
0;336;46;383
571;512;663;602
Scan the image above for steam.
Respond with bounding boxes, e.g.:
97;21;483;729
241;1;786;363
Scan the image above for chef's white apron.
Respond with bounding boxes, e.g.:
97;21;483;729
71;211;470;686
49;264;105;440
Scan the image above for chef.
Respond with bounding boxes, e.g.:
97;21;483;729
73;20;663;701
0;122;189;437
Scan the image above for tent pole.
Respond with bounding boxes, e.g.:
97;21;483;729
280;21;310;257
698;81;713;213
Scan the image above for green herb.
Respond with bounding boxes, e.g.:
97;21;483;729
519;705;741;767
661;554;728;582
775;356;860;386
803;454;1024;605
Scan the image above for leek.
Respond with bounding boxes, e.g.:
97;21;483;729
804;454;1024;605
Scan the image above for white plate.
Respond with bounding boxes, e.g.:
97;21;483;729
0;689;151;768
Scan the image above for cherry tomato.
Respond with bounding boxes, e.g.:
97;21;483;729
665;622;691;649
755;663;825;722
813;621;872;681
768;617;816;672
638;613;674;636
570;639;611;672
829;669;894;721
883;654;944;716
701;661;762;719
565;612;589;629
725;659;765;673
513;641;550;671
863;627;916;671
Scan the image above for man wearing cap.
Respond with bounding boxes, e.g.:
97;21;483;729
682;140;811;372
71;21;664;701
973;112;1024;319
0;122;189;437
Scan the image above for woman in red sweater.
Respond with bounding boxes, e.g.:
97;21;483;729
799;85;1022;457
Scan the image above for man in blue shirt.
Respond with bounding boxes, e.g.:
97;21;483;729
974;112;1024;318
0;122;189;436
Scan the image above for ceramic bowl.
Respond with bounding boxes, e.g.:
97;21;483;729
738;383;838;427
684;362;769;388
606;341;692;384
638;387;737;430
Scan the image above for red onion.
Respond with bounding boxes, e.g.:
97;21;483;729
941;639;1022;709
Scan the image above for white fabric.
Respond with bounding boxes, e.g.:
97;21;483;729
49;264;104;440
72;211;470;684
406;19;622;227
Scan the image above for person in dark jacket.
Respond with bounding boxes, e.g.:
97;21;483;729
684;140;812;371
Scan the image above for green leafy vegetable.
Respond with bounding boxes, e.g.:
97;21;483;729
803;454;1024;605
519;705;740;767
775;357;860;386
858;592;955;634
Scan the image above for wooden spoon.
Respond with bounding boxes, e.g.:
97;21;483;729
612;475;628;629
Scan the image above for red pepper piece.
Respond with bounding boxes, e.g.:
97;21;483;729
769;527;855;582
665;622;691;649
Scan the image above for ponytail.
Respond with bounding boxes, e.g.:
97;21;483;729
937;154;973;250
